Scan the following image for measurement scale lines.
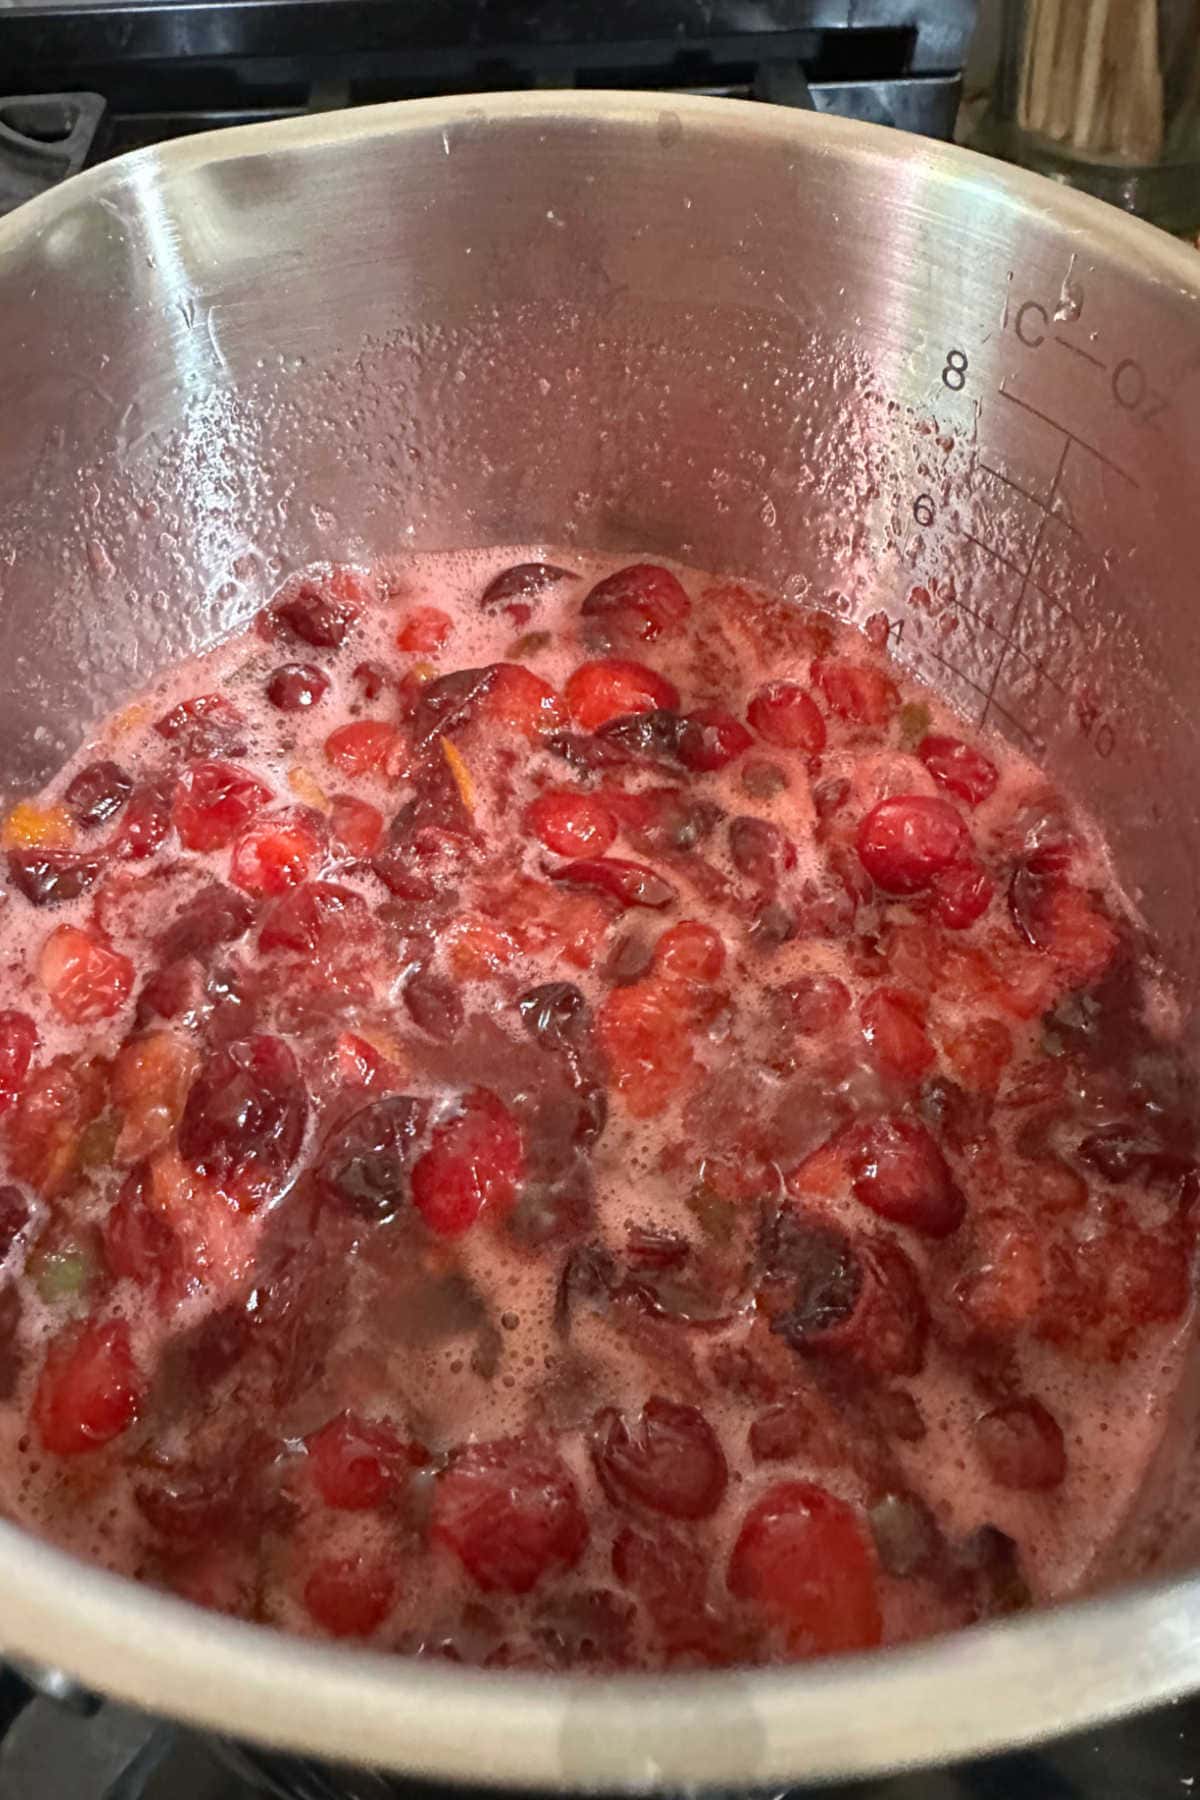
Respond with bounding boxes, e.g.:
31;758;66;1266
996;385;1139;488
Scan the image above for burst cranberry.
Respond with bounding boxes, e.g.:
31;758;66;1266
729;815;797;890
159;884;256;963
229;809;324;897
258;880;370;958
525;791;618;858
411;1088;522;1237
173;761;271;852
477;664;564;740
918;734;999;806
155;694;247;757
432;1436;588;1594
564;659;680;732
7;847;104;906
307;1410;409;1510
33;1319;141;1456
811;659;898;726
727;1482;882;1655
774;975;852;1036
177;1035;307;1210
316;1094;429;1223
976;1398;1066;1490
654;920;725;982
931;858;994;929
678;709;753;772
0;1012;36;1115
552;858;676;910
64;760;132;829
40;925;133;1024
760;1210;927;1378
271;580;359;649
481;562;577;609
112;1030;197;1162
591;1397;727;1520
396;606;452;653
1010;872;1118;988
267;663;330;711
323;720;405;779
112;778;173;860
403;965;464;1041
856;794;971;894
860;988;934;1082
0;1188;29;1260
329;794;384;858
303;1553;395;1638
942;1017;1013;1093
747;682;826;752
843;1115;965;1237
103;1167;180;1298
581;563;691;643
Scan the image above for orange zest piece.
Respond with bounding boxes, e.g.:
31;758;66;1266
440;737;475;816
2;803;74;850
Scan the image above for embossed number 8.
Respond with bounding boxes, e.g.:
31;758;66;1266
942;349;969;391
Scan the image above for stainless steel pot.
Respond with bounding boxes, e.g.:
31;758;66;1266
1;91;1199;1790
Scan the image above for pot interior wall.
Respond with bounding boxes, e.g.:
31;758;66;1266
1;96;1200;1581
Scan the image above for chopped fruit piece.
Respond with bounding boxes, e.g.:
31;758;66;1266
155;694;247;758
270;579;360;648
975;1398;1066;1490
525;791;618;858
856;795;971;894
551;858;676;910
329;793;384;858
760;1209;928;1377
111;779;173;861
956;1207;1043;1338
40;925;133;1023
267;663;330;711
942;1017;1013;1093
103;1168;181;1298
397;606;452;653
842;1115;965;1237
6;1055;107;1198
229;809;324;897
177;1035;307;1211
303;1554;395;1638
481;562;577;609
747;682;826;752
112;1030;198;1162
919;735;999;806
446;913;519;980
411;1087;522;1236
0;1013;37;1115
654;921;725;982
287;767;330;812
33;1319;140;1455
812;659;899;726
727;1482;882;1655
259;882;372;960
580;563;691;643
323;720;406;779
598;980;699;1118
173;761;272;852
591;1397;727;1519
564;659;680;732
860;988;934;1082
487;877;613;971
432;1436;588;1594
678;709;753;772
3;802;73;849
7;847;103;907
306;1411;409;1510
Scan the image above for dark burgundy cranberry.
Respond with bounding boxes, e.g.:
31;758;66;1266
136;959;201;1026
403;966;464;1042
761;1213;863;1339
7;848;104;906
602;933;655;986
316;1095;430;1223
267;663;331;711
159;885;257;963
518;983;591;1054
481;563;577;610
748;900;796;951
1076;1122;1192;1185
352;660;391;702
625;1225;690;1272
868;1493;944;1577
590;1397;727;1520
271;584;356;648
547;732;639;775
0;1286;22;1400
154;695;248;759
595;710;685;763
0;1188;29;1261
112;778;173;860
554;1243;618;1331
64;760;132;829
177;1035;307;1208
729;815;797;890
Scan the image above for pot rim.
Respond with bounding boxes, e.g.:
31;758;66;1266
2;90;1200;1787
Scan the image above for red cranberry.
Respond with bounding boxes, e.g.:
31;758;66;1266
747;682;827;752
481;562;578;610
40;925;133;1024
173;761;272;853
860;988;934;1082
591;1396;727;1520
155;694;248;758
580;563;690;644
727;1481;882;1653
33;1319;141;1456
564;660;681;732
811;659;898;726
159;885;256;964
303;1554;395;1638
856;795;971;895
677;709;753;772
931;859;994;929
306;1410;410;1510
843;1115;966;1237
551;857;676;910
432;1436;588;1594
975;1397;1066;1490
177;1035;307;1211
729;815;797;890
411;1088;522;1237
103;1167;180;1298
773;975;851;1036
271;581;359;649
258;881;370;958
64;760;133;829
7;848;104;907
525;791;618;858
403;965;464;1041
919;735;999;806
111;778;173;860
0;1012;37;1114
267;663;331;711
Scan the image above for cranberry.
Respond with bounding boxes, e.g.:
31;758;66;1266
551;858;676;910
856;795;971;894
351;660;391;702
918;735;999;806
729;816;797;890
942;1017;1013;1093
396;606;452;653
111;778;173;860
0;1188;29;1262
303;1554;395;1638
403;965;464;1041
7;847;104;907
270;580;359;649
481;562;577;610
323;720;405;779
591;1397;727;1520
860;987;934;1083
517;982;592;1054
773;975;851;1037
526;791;618;858
267;663;331;711
580;563;691;644
760;1209;928;1377
531;1586;637;1671
159;884;256;963
677;709;753;772
433;1436;588;1594
843;1115;965;1237
747;682;827;753
0;1012;37;1115
931;859;994;929
134;1458;243;1545
178;1035;307;1211
40;925;133;1024
33;1319;141;1455
596;710;686;764
654;920;725;982
155;694;248;758
564;659;681;732
411;1088;522;1237
316;1094;429;1222
329;794;384;858
173;761;271;852
229;809;324;898
103;1167;180;1297
811;659;898;726
306;1411;410;1510
727;1482;882;1654
64;760;133;829
976;1397;1066;1490
258;881;370;958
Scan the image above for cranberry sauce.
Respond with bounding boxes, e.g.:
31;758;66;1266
0;550;1192;1668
